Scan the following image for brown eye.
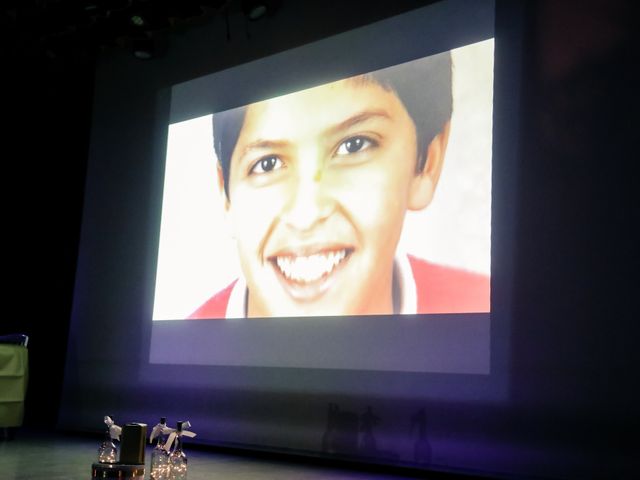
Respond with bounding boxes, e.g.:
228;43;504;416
250;155;283;174
336;136;374;155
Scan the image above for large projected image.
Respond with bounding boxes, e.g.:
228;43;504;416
153;40;493;322
149;38;493;373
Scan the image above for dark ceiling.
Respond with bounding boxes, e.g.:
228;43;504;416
2;1;445;62
1;0;276;60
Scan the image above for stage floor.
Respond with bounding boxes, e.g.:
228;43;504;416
0;429;476;480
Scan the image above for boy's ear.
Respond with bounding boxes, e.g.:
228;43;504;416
408;120;451;210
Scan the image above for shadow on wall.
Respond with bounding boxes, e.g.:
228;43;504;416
410;407;432;465
320;403;430;464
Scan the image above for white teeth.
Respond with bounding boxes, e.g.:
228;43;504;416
276;250;347;283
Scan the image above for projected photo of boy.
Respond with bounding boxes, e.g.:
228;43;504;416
187;49;490;319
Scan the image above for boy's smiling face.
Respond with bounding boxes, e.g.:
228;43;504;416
224;78;438;317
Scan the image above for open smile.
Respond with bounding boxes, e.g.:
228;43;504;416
267;247;354;301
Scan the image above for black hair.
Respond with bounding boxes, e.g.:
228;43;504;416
213;51;452;198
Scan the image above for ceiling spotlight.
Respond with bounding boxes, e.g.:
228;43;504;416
242;1;269;21
248;5;266;20
130;15;145;27
132;36;154;59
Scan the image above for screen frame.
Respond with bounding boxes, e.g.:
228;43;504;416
146;2;496;376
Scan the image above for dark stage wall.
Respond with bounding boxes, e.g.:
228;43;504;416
4;1;637;478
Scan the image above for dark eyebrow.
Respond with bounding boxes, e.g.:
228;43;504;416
239;139;289;159
325;109;391;137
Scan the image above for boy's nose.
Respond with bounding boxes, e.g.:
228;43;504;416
282;165;334;232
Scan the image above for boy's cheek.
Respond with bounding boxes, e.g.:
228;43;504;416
331;168;407;214
229;187;287;242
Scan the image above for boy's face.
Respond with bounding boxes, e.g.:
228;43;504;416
225;78;435;317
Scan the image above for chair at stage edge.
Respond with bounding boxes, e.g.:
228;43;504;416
0;333;29;440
